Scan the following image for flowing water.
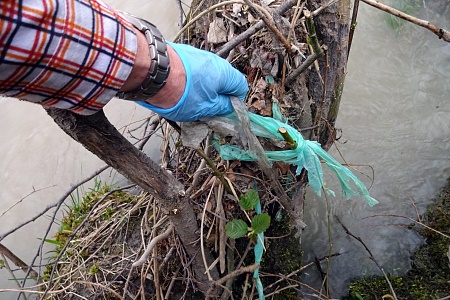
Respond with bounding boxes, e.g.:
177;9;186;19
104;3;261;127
1;1;449;299
300;2;450;297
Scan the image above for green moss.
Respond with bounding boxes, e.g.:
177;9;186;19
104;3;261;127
54;183;134;246
89;264;100;275
260;207;303;299
43;182;133;285
345;180;450;299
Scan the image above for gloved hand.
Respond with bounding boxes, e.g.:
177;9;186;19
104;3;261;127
138;42;248;122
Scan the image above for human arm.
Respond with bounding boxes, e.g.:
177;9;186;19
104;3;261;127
0;0;137;114
0;0;248;121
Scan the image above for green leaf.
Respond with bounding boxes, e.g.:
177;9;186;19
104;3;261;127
239;189;259;211
251;214;271;234
37;238;62;246
354;292;364;300
225;219;249;239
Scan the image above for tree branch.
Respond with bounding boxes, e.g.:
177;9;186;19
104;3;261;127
0;166;108;242
361;0;450;43
337;218;398;300
0;243;39;279
216;0;299;58
45;108;218;293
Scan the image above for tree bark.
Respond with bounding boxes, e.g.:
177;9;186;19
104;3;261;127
46;108;218;292
307;0;351;150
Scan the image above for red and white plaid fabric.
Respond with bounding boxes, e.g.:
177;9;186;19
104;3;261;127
0;0;137;115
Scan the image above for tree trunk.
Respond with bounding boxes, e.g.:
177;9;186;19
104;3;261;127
308;0;351;150
46;108;218;293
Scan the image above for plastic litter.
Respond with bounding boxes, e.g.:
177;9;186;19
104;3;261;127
253;194;265;300
211;102;379;207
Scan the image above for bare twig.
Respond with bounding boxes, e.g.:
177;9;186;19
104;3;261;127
0;244;39;279
216;183;227;274
243;0;292;53
361;0;450;43
176;0;185;41
13;166;111;295
299;0;340;22
363;214;450;239
221;239;235;300
196;148;233;194
207;264;259;298
174;0;245;42
314;46;329;139
0;165;109;242
1;280;123;299
216;0;299;57
132;224;174;267
137;115;160;150
186;133;213;196
337;218;398;300
280;0;304;95
263;284;299;298
0;185;56;218
216;263;259;286
262;252;341;292
285;49;324;86
278;127;298;149
1;254;29;300
304;9;324;57
201;186;215;282
348;0;360;58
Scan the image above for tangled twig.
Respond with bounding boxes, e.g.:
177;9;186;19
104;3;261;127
133;224;174;267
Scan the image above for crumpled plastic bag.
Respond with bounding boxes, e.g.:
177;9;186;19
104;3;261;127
211;108;379;207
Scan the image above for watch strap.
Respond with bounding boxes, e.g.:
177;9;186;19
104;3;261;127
116;11;170;100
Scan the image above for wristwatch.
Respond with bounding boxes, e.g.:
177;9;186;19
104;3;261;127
116;11;170;100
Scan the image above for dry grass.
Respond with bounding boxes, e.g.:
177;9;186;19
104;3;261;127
43;190;188;299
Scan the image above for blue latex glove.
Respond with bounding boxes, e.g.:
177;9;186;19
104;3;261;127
138;42;248;122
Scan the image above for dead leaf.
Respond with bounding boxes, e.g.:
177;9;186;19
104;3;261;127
240;166;255;178
250;48;273;75
251;99;262;110
254;77;268;91
206;201;212;211
274;161;290;175
207;18;227;44
226;169;236;182
260;98;273;116
232;3;243;17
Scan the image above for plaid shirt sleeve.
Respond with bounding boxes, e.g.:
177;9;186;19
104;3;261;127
0;0;137;115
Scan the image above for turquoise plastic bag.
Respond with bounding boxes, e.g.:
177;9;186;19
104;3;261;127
253;198;265;300
213;112;379;207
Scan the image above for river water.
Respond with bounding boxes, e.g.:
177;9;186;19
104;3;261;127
1;1;449;299
300;2;450;298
